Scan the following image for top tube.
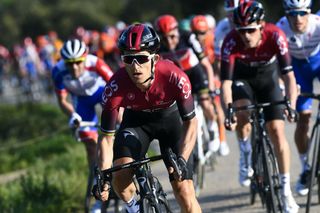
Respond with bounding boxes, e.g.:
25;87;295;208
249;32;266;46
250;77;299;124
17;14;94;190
101;155;163;177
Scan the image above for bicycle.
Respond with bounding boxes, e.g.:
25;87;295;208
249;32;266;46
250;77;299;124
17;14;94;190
73;121;122;213
96;149;175;213
192;93;218;196
230;99;294;213
302;93;320;213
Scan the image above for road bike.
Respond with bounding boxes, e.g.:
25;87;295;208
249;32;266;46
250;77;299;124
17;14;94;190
302;93;320;213
96;149;175;212
193;94;218;196
231;99;294;213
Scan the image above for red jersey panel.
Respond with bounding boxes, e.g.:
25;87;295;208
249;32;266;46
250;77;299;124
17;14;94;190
101;60;195;134
220;23;292;80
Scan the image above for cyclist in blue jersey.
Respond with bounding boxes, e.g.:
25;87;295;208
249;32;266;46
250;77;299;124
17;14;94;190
277;0;320;196
52;39;114;213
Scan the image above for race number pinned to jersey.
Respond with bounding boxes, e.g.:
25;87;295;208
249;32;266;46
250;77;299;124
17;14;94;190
102;80;119;104
169;72;191;99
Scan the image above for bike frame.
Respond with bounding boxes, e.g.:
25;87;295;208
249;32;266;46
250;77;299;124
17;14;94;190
234;100;289;213
98;154;172;213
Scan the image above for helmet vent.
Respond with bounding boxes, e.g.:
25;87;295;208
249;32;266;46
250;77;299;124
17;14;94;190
131;33;137;48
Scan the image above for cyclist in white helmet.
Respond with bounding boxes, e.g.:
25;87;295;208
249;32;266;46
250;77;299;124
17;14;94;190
52;38;114;213
277;0;320;196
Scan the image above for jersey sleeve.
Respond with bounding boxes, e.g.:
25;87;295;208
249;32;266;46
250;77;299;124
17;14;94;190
220;33;237;81
168;63;195;121
51;65;67;94
95;58;114;82
188;33;206;61
272;28;293;74
100;77;122;135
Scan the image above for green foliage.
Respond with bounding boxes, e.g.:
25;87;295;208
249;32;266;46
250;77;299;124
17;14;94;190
0;103;67;143
0;143;88;212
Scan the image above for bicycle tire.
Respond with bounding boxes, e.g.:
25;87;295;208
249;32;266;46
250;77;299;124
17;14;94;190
85;165;95;213
262;137;282;213
306;123;320;213
193;159;205;197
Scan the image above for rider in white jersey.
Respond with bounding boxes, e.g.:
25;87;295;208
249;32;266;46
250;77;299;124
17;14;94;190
214;0;245;62
276;0;320;196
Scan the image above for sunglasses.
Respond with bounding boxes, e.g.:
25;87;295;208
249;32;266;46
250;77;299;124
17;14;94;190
286;10;309;17
236;25;261;34
121;54;154;65
194;31;207;36
65;59;85;66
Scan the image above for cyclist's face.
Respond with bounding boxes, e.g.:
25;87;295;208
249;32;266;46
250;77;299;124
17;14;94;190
161;28;180;50
194;30;208;45
122;51;159;85
286;10;310;33
237;22;262;49
65;60;85;79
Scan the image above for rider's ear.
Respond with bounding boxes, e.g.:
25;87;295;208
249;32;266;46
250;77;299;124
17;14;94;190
153;54;160;63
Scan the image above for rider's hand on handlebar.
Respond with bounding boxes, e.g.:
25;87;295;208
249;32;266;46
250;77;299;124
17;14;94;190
92;182;110;201
169;156;188;182
286;107;299;123
68;112;82;128
225;104;237;131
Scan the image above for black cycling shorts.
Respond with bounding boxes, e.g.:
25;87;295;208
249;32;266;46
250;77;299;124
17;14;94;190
113;103;194;182
232;61;285;122
186;64;209;95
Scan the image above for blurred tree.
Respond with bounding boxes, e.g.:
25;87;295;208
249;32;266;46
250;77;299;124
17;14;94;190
0;0;319;49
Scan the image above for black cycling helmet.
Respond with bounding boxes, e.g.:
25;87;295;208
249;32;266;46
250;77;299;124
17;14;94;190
233;1;265;28
61;39;87;62
117;23;160;53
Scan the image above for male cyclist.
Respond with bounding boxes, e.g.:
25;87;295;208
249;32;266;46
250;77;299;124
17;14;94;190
51;38;114;213
214;0;245;73
221;1;299;212
277;0;320;196
155;14;220;153
190;15;230;156
93;23;201;213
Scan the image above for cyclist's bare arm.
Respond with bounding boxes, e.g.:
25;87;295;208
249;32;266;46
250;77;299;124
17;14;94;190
56;91;74;116
179;116;197;161
99;134;114;170
221;80;233;106
282;71;297;110
201;57;215;91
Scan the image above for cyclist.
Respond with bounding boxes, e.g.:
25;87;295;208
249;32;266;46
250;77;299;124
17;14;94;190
221;1;299;212
155;14;220;152
93;23;201;213
214;0;245;73
277;0;320;196
51;38;114;213
191;15;230;156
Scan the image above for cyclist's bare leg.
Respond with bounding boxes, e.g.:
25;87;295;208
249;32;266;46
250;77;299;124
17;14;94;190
294;111;311;155
266;120;290;174
199;92;216;121
83;139;98;169
214;98;226;142
234;99;252;140
171;179;202;213
112;157;136;201
200;92;219;151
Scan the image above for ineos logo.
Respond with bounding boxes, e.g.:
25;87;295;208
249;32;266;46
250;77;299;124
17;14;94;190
102;80;119;104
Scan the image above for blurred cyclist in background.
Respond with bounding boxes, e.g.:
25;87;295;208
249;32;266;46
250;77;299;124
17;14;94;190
51;38;114;213
277;0;320;196
155;14;220;153
190;15;230;156
221;1;299;212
